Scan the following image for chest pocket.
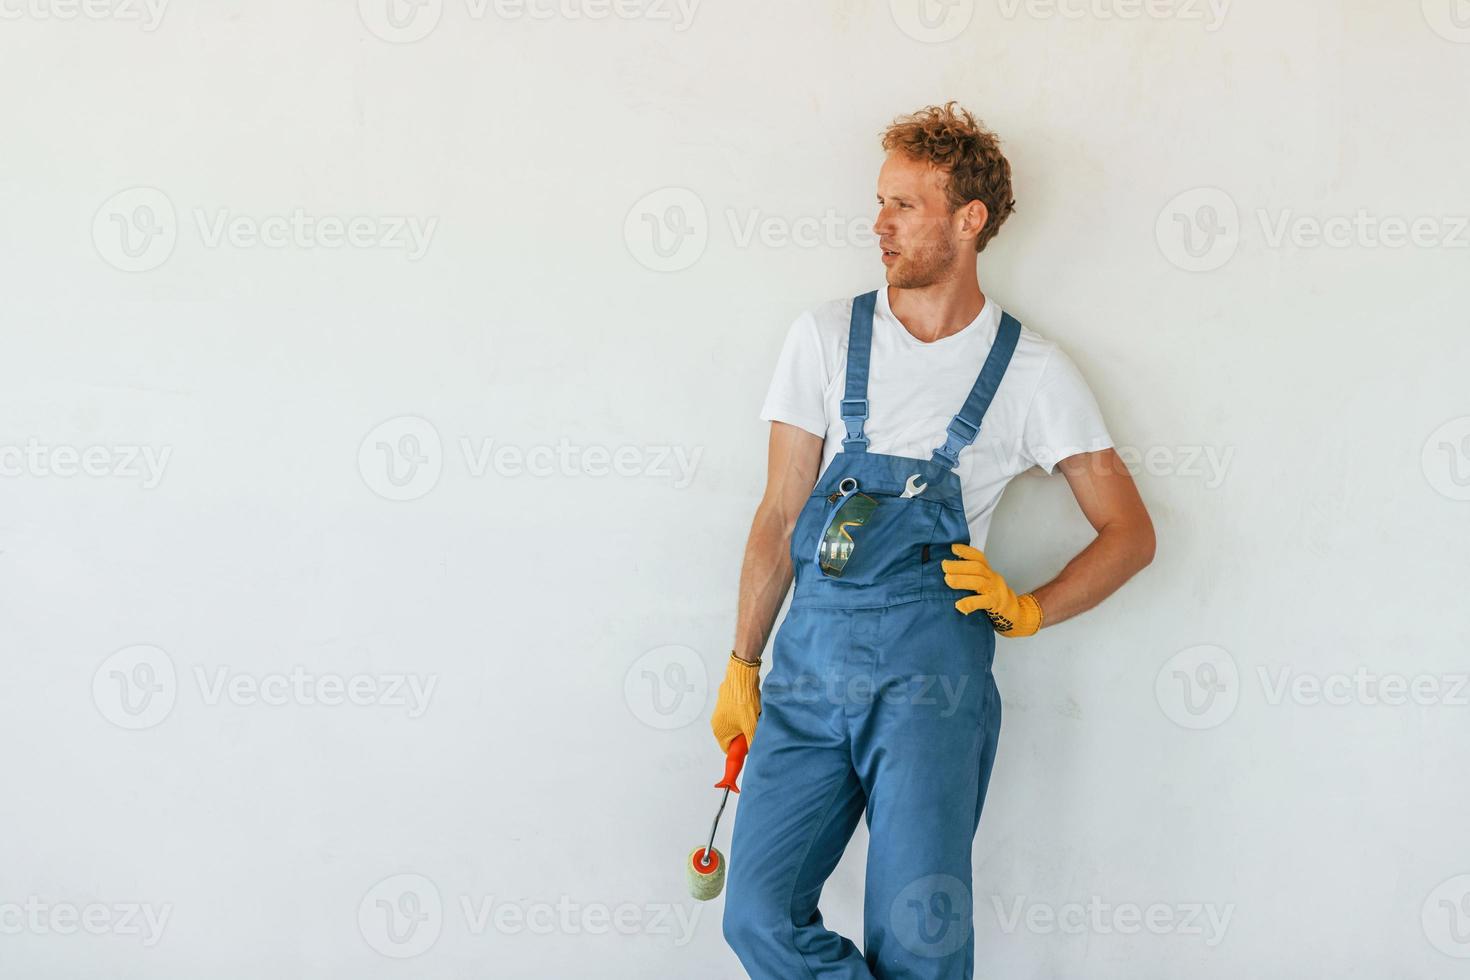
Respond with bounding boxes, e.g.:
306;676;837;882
793;487;947;590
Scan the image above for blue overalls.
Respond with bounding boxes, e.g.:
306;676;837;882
723;290;1022;980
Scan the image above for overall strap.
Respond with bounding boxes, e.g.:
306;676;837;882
840;291;877;453
931;312;1022;469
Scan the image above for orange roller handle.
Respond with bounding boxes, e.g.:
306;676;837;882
714;734;749;793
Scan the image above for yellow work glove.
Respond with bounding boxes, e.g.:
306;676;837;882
941;543;1044;637
710;653;761;752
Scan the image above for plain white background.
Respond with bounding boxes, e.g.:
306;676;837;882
2;0;1468;976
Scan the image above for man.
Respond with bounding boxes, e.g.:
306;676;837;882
709;102;1156;979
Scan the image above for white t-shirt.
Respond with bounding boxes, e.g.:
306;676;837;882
759;286;1114;548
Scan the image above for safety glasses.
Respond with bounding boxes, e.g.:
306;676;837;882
816;483;879;577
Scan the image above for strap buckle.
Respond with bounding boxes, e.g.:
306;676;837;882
840;398;869;449
946;415;979;444
933;415;981;468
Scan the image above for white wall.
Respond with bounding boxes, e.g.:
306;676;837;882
2;0;1467;976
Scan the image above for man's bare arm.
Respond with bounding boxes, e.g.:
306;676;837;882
732;421;824;663
1029;448;1156;628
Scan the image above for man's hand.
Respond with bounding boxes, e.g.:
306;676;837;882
710;654;762;752
942;543;1043;637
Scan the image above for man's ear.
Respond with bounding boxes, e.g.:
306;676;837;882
960;200;990;246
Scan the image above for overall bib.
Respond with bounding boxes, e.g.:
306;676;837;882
723;290;1021;980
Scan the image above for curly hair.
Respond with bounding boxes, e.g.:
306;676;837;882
880;102;1016;253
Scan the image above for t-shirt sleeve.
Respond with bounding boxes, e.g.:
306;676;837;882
1020;346;1114;474
758;311;828;439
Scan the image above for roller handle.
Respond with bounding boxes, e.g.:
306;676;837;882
714;734;748;793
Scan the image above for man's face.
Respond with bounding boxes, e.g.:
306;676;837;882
873;152;974;288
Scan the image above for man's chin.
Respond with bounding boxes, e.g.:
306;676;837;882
885;267;923;290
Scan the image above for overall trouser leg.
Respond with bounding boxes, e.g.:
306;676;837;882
724;607;875;979
850;600;1001;980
